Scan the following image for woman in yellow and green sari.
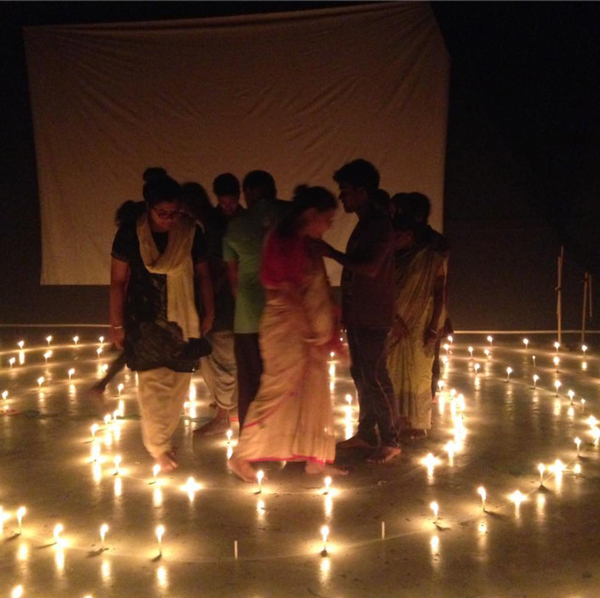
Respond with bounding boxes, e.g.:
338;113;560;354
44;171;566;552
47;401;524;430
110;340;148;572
387;212;448;440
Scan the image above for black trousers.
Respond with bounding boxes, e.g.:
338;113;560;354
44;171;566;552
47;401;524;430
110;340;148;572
234;333;263;430
347;327;400;448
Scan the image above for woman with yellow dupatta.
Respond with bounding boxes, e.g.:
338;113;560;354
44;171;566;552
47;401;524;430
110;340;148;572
228;185;347;482
387;207;448;440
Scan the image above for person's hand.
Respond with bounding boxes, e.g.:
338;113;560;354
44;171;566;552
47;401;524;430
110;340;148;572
111;326;125;349
201;313;214;336
423;326;438;351
389;318;409;345
310;239;335;258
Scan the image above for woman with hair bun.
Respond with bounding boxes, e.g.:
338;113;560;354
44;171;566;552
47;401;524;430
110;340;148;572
110;167;214;472
228;185;347;482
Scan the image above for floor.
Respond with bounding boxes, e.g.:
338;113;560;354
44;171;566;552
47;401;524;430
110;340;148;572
1;329;599;598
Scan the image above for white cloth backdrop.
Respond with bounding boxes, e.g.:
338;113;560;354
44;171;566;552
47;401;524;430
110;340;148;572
24;2;449;285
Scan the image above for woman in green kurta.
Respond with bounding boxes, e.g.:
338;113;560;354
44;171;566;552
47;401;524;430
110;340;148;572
387;213;448;439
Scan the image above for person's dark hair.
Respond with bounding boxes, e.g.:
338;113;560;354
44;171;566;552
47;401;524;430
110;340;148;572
392;212;417;233
181;182;212;222
213;173;240;197
333;159;380;198
391;192;431;223
242;170;277;201
374;188;391;215
277;184;337;238
142;167;182;207
115;200;145;226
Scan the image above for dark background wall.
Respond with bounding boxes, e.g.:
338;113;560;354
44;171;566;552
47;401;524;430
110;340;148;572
1;2;599;331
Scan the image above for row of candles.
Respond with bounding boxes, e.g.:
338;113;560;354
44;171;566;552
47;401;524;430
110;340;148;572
1;334;596;597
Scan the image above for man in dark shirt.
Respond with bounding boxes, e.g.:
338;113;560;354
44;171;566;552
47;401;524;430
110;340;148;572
318;159;401;463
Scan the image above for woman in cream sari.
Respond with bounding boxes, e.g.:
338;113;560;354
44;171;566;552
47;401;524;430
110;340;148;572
387;211;448;440
228;185;347;482
110;168;214;472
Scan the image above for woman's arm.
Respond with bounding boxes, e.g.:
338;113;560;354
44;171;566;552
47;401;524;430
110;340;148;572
195;261;215;335
110;258;130;349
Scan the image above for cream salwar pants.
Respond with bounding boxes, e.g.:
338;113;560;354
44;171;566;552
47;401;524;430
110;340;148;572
137;368;192;458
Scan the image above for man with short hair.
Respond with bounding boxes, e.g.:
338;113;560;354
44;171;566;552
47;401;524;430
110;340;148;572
319;159;401;463
223;170;288;429
193;173;243;436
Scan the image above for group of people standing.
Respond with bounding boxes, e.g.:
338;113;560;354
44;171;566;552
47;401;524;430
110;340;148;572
107;159;449;480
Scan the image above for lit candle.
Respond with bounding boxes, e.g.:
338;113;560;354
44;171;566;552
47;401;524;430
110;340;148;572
156;524;165;556
586;415;598;428
554;380;561;396
256;470;264;494
582;361;588;371
1;391;7;400
582;344;588;356
113;455;121;476
73;335;79;345
43;351;51;363
510;491;525;508
538;463;545;486
581;399;586;412
575;437;581;456
474;362;480;375
574;463;582;476
468;346;474;358
443;343;450;355
477;486;486;512
9;357;15;368
505;367;512;382
448;335;453;345
523;338;529;349
68;368;75;380
532;355;536;366
53;523;64;546
592;428;600;447
104;414;111;428
430;501;439;524
323;476;332;496
91;442;100;463
487;335;493;347
12;586;23;598
553;356;560;371
444;441;455;464
330;351;334;359
329;364;335;377
100;523;109;550
484;349;490;359
437;380;445;392
568;390;574;404
97;348;102;358
320;525;329;556
37;376;44;389
17;506;26;535
17;341;24;349
226;429;233;445
46;335;53;346
532;374;539;388
117;383;124;396
99;336;105;345
152;464;161;484
91;424;99;440
554;341;560;353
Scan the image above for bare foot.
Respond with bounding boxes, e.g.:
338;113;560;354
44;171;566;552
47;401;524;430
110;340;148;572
336;435;375;450
194;412;231;436
305;462;348;476
367;446;401;464
227;457;257;483
156;451;178;472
